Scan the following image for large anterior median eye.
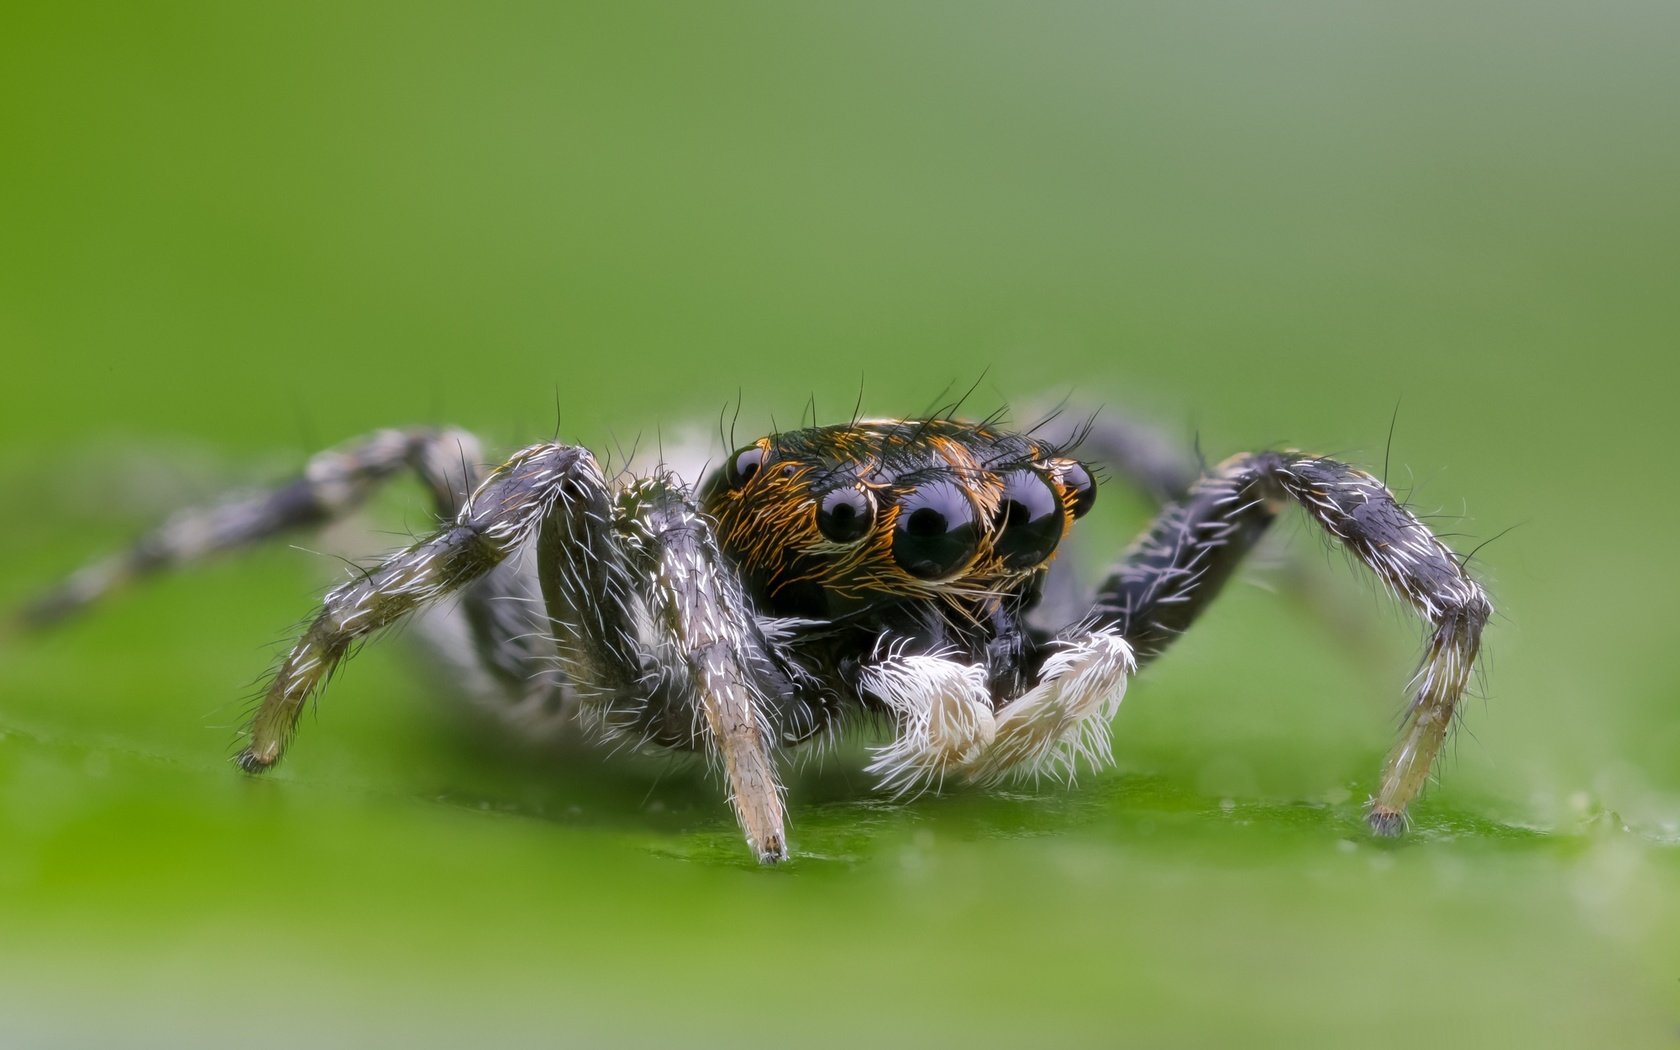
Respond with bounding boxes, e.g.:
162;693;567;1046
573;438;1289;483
816;487;874;543
993;469;1064;569
891;479;979;579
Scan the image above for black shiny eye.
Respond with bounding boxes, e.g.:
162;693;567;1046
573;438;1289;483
725;445;766;488
891;479;979;580
1061;461;1096;519
816;487;873;543
992;469;1064;569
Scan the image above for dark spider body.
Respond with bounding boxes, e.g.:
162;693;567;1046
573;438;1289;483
17;408;1492;862
702;419;1095;718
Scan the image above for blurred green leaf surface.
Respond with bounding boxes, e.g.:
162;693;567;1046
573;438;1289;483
3;2;1677;1046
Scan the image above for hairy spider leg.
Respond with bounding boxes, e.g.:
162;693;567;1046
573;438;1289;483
608;478;794;861
1090;451;1492;833
14;427;565;722
228;444;793;862
15;428;483;629
526;462;796;861
1030;409;1396;666
234;442;587;773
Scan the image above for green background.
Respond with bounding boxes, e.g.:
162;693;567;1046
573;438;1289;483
3;3;1676;1046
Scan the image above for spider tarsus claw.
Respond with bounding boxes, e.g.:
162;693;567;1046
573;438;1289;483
755;838;789;865
234;748;275;774
1367;808;1406;837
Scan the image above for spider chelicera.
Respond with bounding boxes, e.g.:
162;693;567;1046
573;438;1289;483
18;410;1491;862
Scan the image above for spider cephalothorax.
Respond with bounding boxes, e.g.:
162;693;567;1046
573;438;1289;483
18;407;1492;863
701;418;1094;618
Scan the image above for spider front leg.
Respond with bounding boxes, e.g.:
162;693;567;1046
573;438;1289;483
548;475;793;863
1092;451;1493;834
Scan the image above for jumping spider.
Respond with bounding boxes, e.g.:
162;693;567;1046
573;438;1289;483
18;410;1491;862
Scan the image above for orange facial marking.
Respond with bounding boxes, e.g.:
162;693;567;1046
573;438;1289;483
701;420;1090;618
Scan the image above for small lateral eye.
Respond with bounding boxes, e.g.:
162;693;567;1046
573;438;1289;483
725;445;767;488
816;487;874;543
992;469;1064;569
1060;461;1096;519
891;479;979;580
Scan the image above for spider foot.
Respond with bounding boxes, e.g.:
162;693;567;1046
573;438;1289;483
233;747;277;774
1367;807;1407;837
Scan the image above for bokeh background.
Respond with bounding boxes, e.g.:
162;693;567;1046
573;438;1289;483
3;2;1677;1046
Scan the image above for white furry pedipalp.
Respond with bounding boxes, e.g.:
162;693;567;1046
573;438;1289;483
967;629;1135;784
860;654;997;796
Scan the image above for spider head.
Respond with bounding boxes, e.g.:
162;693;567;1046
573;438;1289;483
699;419;1095;618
